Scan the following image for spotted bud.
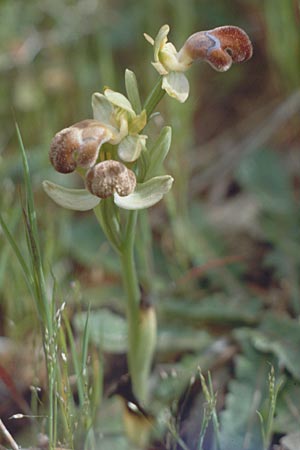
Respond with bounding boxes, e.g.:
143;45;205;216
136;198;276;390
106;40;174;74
85;160;136;199
179;26;253;72
50;120;112;173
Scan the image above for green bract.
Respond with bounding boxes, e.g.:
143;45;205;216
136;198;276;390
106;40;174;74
92;89;147;162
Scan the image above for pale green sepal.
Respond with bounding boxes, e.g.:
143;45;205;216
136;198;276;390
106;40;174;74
118;135;146;162
125;69;142;114
146;126;172;178
162;72;189;103
92;92;115;127
104;89;135;115
114;175;174;210
154;24;170;62
43;180;100;211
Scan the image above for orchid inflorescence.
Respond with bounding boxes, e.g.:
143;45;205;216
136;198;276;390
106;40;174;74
43;24;252;213
42;23;252;430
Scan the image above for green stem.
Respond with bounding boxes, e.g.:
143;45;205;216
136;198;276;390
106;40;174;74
118;77;166;403
144;76;165;117
93;201;121;254
120;211;144;398
93;76;165;404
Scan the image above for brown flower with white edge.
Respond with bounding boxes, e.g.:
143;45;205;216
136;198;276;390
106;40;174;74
50;119;112;173
85;160;136;199
178;26;253;72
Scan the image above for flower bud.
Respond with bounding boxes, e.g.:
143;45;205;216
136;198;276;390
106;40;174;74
179;26;253;72
85;160;136;199
50;119;112;173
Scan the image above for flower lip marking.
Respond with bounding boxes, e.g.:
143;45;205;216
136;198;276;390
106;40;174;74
205;32;221;54
49;119;112;174
180;25;253;72
85;160;137;199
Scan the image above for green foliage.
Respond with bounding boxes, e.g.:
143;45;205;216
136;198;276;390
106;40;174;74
237;148;300;315
1;1;299;449
160;294;262;325
219;336;270;450
274;379;300;435
264;0;300;89
237;148;295;215
240;313;300;380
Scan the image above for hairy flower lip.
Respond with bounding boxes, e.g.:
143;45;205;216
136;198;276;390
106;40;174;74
85;160;137;199
146;24;252;103
50;119;112;174
178;25;253;72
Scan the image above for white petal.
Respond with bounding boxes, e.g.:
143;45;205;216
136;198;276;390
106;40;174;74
114;175;173;210
162;72;189;103
118;135;146;162
43;180;100;211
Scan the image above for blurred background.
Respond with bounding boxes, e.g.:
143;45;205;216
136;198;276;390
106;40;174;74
0;0;300;449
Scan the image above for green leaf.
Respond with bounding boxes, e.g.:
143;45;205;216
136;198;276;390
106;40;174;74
158;327;212;353
146;126;172;178
160;295;262;325
237;148;295;215
274;379;300;435
162;72;189;103
114;175;173;210
118;135;146;162
74;309;128;353
246;313;300;380
125;69;142;113
219;334;269;450
43;180;100;211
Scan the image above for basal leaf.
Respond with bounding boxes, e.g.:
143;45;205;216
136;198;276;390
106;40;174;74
274;379;300;435
74;309;127;353
248;313;300;380
220;333;270;450
237;148;294;215
160;295;262;325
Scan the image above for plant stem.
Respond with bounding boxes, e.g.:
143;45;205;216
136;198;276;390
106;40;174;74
120;211;146;399
144;76;165;117
118;78;166;402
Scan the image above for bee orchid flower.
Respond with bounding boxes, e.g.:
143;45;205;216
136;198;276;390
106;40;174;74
145;24;253;103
